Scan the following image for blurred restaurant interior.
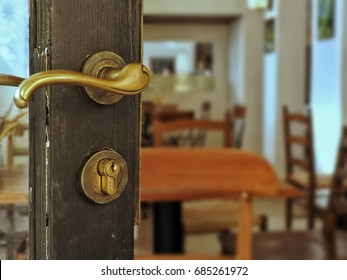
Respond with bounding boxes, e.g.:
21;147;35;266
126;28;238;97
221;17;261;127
1;0;347;259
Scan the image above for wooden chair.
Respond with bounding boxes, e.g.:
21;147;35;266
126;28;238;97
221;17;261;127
139;148;281;259
151;105;195;147
283;106;330;230
152;114;232;148
188;101;212;147
140;102;194;217
141;101;195;146
0;111;29;168
155;104;178;114
7;122;29;168
220;126;347;259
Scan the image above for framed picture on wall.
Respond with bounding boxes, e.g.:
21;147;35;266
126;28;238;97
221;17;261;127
265;19;275;53
318;0;334;40
195;42;213;74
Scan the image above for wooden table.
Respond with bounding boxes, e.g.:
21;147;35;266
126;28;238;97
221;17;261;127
140;148;305;255
143;109;195;251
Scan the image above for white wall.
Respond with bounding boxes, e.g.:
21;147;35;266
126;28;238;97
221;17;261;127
310;0;346;174
143;23;233;147
241;11;264;153
143;24;230;147
229;11;264;154
143;18;265;151
143;2;265;152
262;0;308;177
228;19;244;105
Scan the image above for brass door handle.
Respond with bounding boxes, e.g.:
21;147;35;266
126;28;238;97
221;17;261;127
0;51;150;108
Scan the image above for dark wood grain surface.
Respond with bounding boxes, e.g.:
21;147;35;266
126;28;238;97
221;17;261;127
29;0;142;259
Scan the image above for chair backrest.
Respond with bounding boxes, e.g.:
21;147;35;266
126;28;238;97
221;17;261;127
152;113;232;148
7;122;29;168
189;101;212;147
153;108;194;122
283;105;316;228
155;104;178;113
283;106;316;185
0;111;29;168
141;148;279;259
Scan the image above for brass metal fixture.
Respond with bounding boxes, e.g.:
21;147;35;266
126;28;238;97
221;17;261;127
97;158;121;195
80;149;128;204
0;74;24;86
0;51;150;107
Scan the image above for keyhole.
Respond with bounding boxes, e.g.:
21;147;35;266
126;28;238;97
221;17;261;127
97;159;121;195
80;150;128;204
106;161;120;178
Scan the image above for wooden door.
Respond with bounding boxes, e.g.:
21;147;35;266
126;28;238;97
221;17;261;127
29;0;142;259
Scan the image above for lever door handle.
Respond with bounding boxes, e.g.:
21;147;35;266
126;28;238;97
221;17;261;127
0;51;150;108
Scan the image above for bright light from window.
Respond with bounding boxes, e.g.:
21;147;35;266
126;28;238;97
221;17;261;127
247;0;268;10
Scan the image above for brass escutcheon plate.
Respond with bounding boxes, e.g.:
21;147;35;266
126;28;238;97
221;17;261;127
80;149;128;204
81;51;126;105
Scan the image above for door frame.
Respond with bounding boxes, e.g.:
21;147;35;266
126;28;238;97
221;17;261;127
28;0;142;259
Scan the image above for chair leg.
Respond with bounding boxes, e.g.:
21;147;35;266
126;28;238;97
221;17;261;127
15;237;27;260
259;214;268;232
6;236;15;260
218;230;236;255
285;198;293;230
323;210;337;260
323;232;336;260
236;193;253;260
307;199;315;230
153;202;183;253
141;202;150;219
